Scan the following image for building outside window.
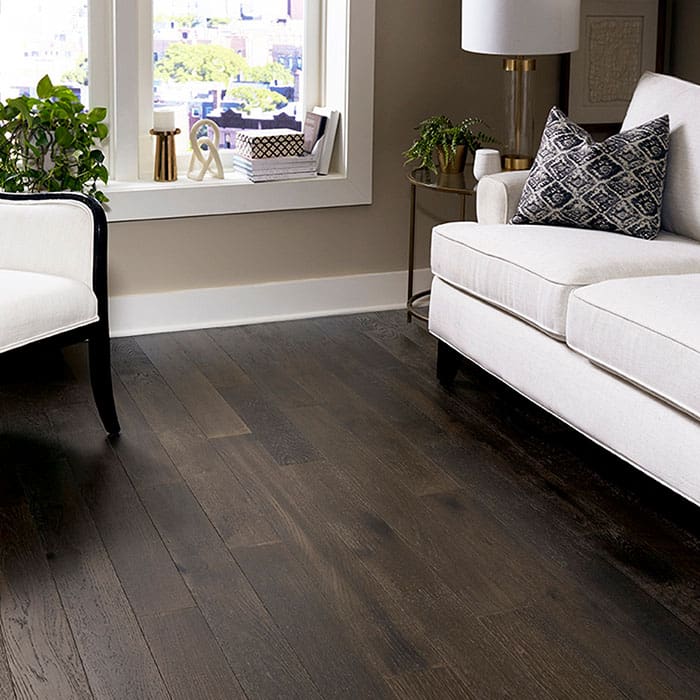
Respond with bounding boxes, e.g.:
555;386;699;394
0;1;89;102
152;0;306;154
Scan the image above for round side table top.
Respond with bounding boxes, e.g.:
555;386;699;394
407;167;475;195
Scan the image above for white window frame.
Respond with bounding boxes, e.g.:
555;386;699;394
88;0;375;222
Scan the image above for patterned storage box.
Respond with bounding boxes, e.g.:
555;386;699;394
235;129;304;159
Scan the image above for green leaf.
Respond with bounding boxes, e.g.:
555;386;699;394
87;107;107;123
95;123;109;140
55;125;74;147
36;74;54;99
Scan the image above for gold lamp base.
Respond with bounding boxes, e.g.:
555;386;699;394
502;56;536;171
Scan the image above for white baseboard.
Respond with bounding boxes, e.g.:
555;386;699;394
109;267;432;337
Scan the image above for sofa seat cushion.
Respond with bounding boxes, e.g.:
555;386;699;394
567;274;700;421
431;221;700;339
0;269;98;353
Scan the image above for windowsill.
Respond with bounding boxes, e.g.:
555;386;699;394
104;170;371;222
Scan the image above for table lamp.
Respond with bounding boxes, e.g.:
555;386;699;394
462;0;580;170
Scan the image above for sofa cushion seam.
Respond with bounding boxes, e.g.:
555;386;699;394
569;295;700;357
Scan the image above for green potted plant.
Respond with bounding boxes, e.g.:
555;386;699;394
404;115;495;174
0;75;109;202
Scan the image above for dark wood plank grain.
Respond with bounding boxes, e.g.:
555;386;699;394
285;404;557;616
0;637;14;700
139;607;245;700
172;330;250;389
287;458;555;697
209;325;316;408
2;312;699;699
227;319;460;496
385;665;475;700
213;435;444;679
156;426;281;551
49;419;195;618
219;381;319;465
135;480;321;699
17;460;169;700
0;469;91;700
137;334;249;438
234;541;391;698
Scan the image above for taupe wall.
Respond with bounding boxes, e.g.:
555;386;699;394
108;2;559;296
669;0;700;83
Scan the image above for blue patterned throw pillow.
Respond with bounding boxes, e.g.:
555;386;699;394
511;107;669;239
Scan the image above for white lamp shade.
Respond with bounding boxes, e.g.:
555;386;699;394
462;0;580;56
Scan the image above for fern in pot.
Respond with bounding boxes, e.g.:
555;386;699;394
404;115;495;174
0;75;109;203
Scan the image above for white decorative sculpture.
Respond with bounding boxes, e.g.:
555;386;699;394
187;118;224;181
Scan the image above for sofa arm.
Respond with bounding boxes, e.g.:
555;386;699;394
476;170;530;224
0;193;105;289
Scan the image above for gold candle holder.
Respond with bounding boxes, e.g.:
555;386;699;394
150;128;181;182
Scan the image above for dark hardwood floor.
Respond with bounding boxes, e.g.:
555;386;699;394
0;310;699;699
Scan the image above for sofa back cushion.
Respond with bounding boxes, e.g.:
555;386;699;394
623;72;700;241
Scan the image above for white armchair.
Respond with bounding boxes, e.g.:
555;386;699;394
0;192;120;435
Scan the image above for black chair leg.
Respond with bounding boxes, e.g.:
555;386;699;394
436;340;461;388
88;323;121;436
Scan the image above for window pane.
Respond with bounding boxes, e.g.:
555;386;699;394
0;0;89;102
153;0;304;152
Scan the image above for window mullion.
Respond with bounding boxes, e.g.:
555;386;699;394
109;0;152;182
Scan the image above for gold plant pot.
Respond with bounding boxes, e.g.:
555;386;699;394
437;145;468;174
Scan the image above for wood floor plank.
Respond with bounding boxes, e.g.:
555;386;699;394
135;479;322;699
213;435;445;679
17;460;170;700
479;605;627;700
286;457;555;698
172;330;250;389
285;404;557;616
0;469;91;700
229;319;460;496
114;340;282;551
385;666;475;700
219;381;320;465
2;312;700;700
137;334;249;438
139;607;245;700
49;419;195;618
0;637;14;700
480;597;698;699
212;436;554;697
112;338;200;435
157;426;281;550
209;325;317;409
235;541;391;698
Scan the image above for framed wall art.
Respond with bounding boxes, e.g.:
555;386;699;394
561;0;666;127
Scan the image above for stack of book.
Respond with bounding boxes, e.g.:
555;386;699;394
232;150;319;182
232;106;340;182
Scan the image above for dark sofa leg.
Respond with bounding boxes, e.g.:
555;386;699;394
436;340;460;387
88;323;121;436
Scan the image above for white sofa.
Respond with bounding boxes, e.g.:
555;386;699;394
428;72;700;507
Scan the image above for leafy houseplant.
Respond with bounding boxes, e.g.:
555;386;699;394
404;115;495;174
0;75;109;203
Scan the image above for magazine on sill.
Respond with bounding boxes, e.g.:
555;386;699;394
232;149;319;175
248;171;319;182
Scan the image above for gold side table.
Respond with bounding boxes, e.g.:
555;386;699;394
407;167;474;323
